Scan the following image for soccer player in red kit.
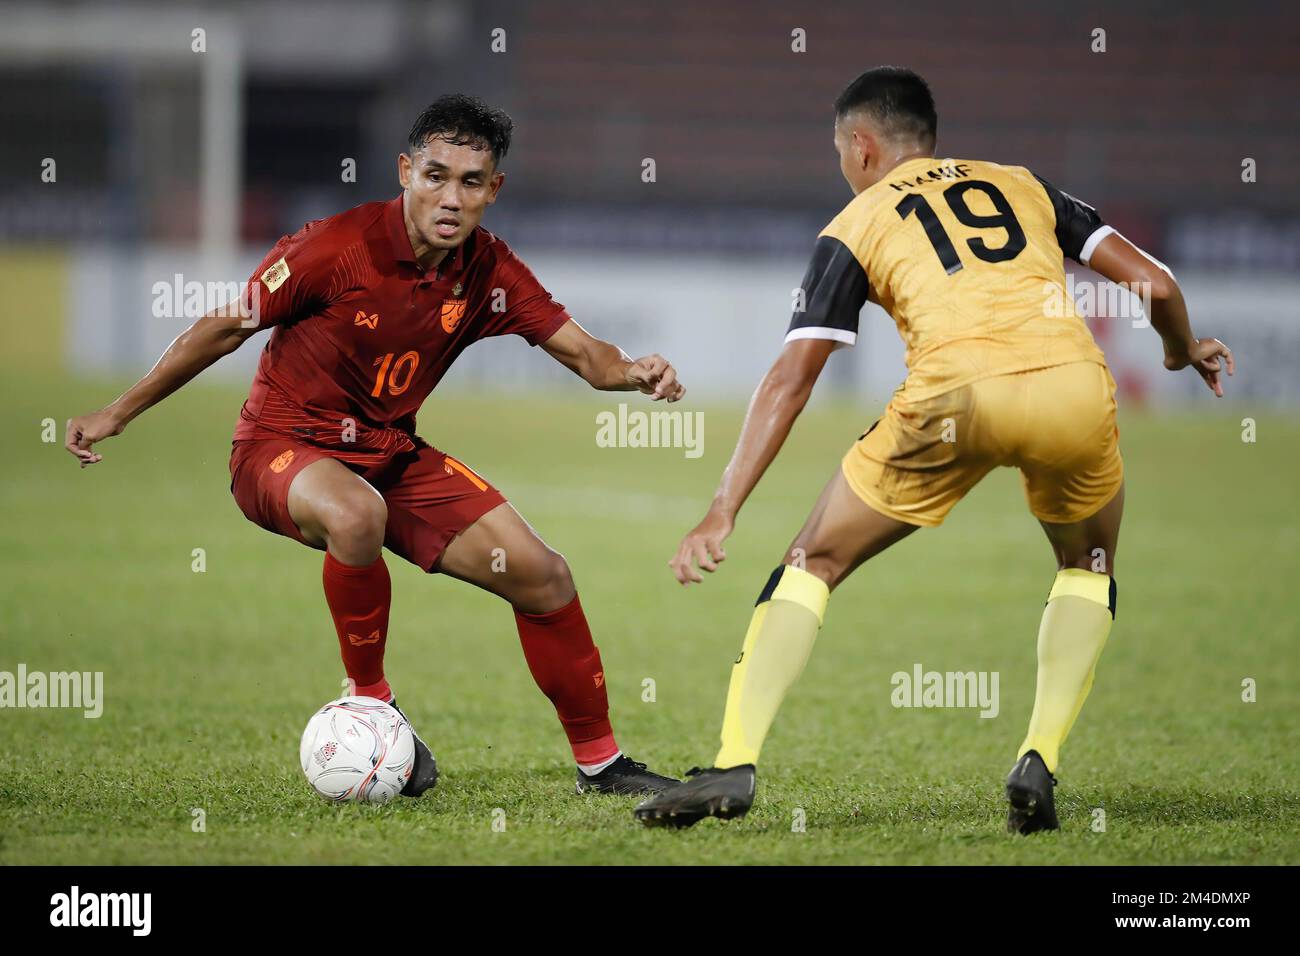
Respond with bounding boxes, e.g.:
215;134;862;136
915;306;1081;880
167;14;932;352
65;95;684;797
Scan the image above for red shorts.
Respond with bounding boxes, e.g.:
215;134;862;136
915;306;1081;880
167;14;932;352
228;437;506;572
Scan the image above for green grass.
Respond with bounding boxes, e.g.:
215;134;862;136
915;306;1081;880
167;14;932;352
1;367;1297;864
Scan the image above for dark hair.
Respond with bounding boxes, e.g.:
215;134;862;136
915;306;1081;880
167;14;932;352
408;94;514;164
833;67;937;147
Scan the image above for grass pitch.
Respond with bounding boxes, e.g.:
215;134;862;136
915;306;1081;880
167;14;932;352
1;367;1297;864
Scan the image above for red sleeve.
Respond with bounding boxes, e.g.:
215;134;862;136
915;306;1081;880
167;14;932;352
241;220;336;330
481;247;571;346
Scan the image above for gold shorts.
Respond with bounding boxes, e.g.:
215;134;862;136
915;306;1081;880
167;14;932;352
841;361;1123;527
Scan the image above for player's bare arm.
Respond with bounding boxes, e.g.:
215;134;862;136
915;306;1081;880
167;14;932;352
540;318;685;401
65;301;258;467
1088;232;1235;397
670;337;836;585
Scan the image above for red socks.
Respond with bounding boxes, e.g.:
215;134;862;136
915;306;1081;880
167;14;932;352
322;555;614;767
322;551;392;702
514;594;618;767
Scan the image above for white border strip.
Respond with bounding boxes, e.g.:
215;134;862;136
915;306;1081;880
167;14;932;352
1079;225;1116;266
785;326;858;347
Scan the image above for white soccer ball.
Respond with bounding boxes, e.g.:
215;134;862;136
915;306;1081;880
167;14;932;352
299;696;415;803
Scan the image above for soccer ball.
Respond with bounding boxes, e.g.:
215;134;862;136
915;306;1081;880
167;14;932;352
299;696;415;803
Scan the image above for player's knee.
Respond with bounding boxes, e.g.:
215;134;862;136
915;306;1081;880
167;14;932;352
796;555;843;592
512;547;576;614
324;494;387;563
785;540;843;592
533;548;576;609
1056;549;1115;575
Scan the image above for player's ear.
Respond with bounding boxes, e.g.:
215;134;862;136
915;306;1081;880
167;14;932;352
397;151;412;189
851;129;871;170
486;170;505;205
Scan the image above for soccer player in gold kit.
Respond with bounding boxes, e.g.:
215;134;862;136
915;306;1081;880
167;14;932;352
635;67;1234;832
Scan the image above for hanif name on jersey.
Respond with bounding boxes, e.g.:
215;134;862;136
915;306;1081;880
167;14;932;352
887;161;974;191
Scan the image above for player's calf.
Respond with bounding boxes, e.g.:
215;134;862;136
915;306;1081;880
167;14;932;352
512;588;678;792
299;462;399;708
438;504;677;790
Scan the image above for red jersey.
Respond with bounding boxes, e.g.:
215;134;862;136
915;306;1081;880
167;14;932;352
233;195;570;461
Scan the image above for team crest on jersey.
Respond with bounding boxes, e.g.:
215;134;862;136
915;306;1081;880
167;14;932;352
440;297;467;333
269;449;295;473
260;256;290;293
354;310;379;329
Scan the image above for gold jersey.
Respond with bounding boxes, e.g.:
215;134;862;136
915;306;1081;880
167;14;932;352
786;157;1114;401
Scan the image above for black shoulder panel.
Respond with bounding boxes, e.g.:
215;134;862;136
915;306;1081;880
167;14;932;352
1034;174;1106;263
787;235;870;338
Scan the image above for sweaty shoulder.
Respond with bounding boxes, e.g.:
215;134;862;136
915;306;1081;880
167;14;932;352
1011;164;1114;266
467;225;552;277
300;198;388;244
466;227;571;346
283;201;392;264
818;182;888;258
245;201;392;328
466;226;543;287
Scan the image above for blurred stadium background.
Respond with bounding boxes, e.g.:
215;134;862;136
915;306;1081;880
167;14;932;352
3;0;1299;404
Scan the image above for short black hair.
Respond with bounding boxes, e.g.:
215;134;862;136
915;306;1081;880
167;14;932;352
408;94;514;164
833;67;937;147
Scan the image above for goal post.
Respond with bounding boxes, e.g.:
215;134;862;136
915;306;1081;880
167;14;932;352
0;3;243;263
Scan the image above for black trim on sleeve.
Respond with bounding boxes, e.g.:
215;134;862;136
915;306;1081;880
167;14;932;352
1034;174;1106;263
786;235;870;342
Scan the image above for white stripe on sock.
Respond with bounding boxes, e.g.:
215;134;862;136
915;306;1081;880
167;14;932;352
578;751;622;776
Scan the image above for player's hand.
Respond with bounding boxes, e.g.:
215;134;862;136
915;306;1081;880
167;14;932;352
1164;337;1235;397
65;409;125;468
625;353;686;402
670;508;733;585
